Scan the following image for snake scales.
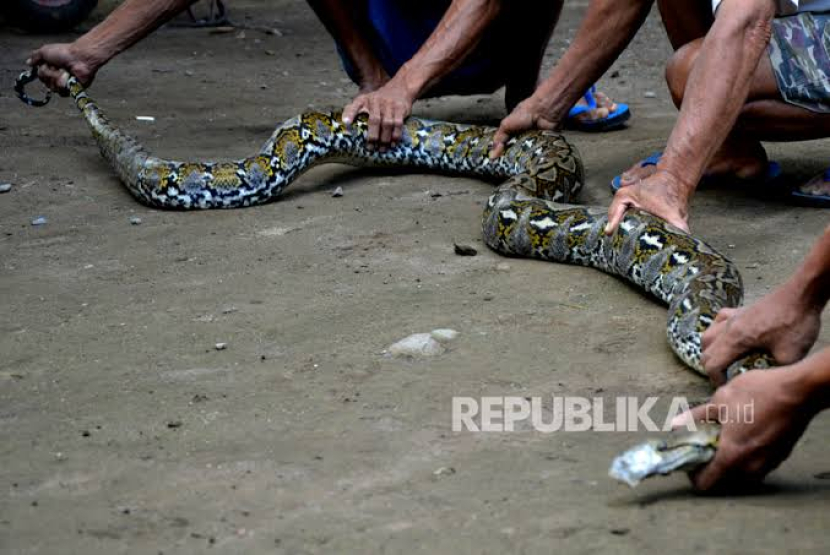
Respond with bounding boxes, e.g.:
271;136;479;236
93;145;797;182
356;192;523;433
16;68;775;485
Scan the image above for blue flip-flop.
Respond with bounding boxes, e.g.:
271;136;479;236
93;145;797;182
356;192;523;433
790;167;830;208
566;85;630;132
610;152;782;193
610;151;662;192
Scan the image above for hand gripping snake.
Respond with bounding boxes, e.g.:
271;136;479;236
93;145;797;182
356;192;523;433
16;67;776;486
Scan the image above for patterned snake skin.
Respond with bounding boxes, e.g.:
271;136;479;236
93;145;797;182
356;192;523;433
16;68;776;484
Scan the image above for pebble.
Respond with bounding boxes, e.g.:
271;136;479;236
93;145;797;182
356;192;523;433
495;262;511;272
129;216;142;225
31;216;47;226
387;333;445;358
454;243;477;256
643;91;657;98
430;329;459;343
387;328;460;358
332;186;344;198
215;342;227;351
433;466;456;477
0;183;11;193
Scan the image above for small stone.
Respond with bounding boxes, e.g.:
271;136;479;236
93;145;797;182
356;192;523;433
610;71;620;79
184;70;195;77
495;262;511;272
215;342;227;351
433;466;456;476
610;528;630;536
31;216;47;226
264;49;276;56
388;333;445;358
332;186;344;198
266;28;284;36
643;91;657;98
454;243;477;256
235;31;247;39
430;329;459;343
0;183;12;193
221;306;237;314
167;420;183;429
129;216;142;225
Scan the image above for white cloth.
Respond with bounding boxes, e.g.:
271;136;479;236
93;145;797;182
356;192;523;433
713;0;830;15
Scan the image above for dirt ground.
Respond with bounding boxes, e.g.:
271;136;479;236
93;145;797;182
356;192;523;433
2;1;830;553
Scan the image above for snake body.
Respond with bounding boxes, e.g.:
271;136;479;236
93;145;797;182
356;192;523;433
17;69;775;484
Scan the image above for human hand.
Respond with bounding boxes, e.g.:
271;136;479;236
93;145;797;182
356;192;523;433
671;367;814;492
342;77;415;152
27;42;101;92
490;97;557;159
605;169;692;235
703;284;822;385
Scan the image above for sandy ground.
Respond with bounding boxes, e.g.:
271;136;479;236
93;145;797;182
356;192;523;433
2;1;830;553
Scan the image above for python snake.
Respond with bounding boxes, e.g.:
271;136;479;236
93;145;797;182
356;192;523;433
16;67;775;485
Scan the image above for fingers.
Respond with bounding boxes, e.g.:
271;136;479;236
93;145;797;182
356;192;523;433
37;64;69;92
604;192;632;235
670;401;733;492
490;127;509;159
28;49;43;67
365;97;382;150
671;402;712;429
378;102;395;152
391;106;404;143
343;95;408;152
342;93;369;125
690;447;737;491
702;333;746;387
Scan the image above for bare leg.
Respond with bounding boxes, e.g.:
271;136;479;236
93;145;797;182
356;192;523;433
620;38;830;189
657;0;713;50
306;0;388;92
501;1;563;111
499;0;624;120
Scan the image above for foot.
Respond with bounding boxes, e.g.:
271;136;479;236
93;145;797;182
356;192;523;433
617;140;769;189
569;90;619;125
794;170;830;198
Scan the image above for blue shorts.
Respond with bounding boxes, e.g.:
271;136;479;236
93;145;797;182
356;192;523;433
768;11;830;113
337;0;506;96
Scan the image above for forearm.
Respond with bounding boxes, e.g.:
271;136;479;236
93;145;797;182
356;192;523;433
307;0;385;84
531;0;652;123
72;0;198;67
787;225;830;309
394;0;502;99
789;347;830;415
660;0;776;190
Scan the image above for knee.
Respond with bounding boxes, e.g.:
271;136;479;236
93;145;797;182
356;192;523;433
665;41;700;107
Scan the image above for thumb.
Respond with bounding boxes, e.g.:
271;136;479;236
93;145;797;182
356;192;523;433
667;213;691;234
342;97;365;125
671;402;714;429
604;194;631;235
490;126;509;159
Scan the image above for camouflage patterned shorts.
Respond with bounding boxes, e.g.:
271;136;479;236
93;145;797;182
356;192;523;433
769;11;830;113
